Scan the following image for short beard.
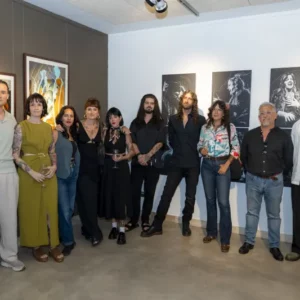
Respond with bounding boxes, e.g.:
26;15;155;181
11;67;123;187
144;109;154;114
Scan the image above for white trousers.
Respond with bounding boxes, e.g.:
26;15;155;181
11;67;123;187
0;172;19;262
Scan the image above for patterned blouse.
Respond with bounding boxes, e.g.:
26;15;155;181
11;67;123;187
198;123;240;158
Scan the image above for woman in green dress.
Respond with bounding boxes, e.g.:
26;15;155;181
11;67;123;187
13;93;63;263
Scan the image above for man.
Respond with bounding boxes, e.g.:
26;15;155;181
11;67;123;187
239;102;293;261
0;80;25;271
141;90;206;237
285;119;300;261
125;94;165;232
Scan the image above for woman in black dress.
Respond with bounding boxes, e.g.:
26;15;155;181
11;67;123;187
100;107;134;245
76;98;103;246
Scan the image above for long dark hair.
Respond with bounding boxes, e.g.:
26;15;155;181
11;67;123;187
176;90;199;124
55;106;80;140
135;94;163;126
207;100;230;128
105;107;124;129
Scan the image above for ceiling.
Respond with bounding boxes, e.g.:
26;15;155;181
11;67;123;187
23;0;300;34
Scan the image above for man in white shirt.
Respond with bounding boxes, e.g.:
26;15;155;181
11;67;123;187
0;80;25;271
286;119;300;261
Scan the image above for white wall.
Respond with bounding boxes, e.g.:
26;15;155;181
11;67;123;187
108;10;300;236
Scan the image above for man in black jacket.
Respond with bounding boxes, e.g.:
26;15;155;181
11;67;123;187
141;91;206;237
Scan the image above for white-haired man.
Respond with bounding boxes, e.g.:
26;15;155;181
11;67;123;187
239;102;293;261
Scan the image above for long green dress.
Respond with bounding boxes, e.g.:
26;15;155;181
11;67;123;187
18;120;59;247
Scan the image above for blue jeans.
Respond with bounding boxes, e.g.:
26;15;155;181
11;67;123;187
245;172;283;248
58;167;78;246
201;158;232;244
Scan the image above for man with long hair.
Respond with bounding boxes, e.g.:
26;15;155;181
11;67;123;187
0;80;25;271
141;91;206;237
126;94;165;233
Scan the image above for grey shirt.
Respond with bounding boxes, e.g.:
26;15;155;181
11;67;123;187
0;110;17;174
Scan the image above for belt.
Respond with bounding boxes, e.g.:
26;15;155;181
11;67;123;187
204;155;229;161
23;153;47;158
256;173;279;181
105;152;126;156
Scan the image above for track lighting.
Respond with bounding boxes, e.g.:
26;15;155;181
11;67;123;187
145;0;168;14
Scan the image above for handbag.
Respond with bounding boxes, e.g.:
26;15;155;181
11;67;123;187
226;124;243;181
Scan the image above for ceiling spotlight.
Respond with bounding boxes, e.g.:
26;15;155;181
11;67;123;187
145;0;168;14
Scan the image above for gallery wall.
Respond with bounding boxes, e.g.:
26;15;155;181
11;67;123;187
0;0;108;121
108;9;300;237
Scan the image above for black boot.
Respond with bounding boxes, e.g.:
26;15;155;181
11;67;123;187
182;222;191;237
140;225;162;237
108;227;118;240
270;248;284;261
239;242;254;254
117;232;126;245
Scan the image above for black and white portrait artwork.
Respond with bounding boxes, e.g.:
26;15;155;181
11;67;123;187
212;71;252;128
236;128;248;150
270;67;300;128
162;73;196;124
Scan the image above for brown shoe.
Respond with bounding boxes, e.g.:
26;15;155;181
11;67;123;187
32;247;48;262
49;247;64;263
203;236;216;243
221;244;230;253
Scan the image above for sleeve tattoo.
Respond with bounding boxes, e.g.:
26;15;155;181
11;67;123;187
49;131;57;167
12;125;31;173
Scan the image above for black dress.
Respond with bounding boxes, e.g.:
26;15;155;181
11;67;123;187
99;128;131;220
76;121;103;240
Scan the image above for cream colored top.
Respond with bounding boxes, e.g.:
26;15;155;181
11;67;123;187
0;110;17;174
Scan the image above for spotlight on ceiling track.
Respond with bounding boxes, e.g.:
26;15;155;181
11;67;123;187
145;0;168;14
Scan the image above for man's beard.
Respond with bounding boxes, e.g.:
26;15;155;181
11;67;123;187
144;108;154;114
183;104;192;110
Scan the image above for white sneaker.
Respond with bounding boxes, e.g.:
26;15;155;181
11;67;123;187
1;259;26;272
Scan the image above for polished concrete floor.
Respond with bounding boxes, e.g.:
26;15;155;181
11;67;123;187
0;218;299;300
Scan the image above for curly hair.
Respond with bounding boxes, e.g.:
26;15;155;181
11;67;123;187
55;105;80;141
176;90;199;124
207;100;230;128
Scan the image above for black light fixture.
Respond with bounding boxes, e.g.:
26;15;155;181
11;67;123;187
145;0;168;14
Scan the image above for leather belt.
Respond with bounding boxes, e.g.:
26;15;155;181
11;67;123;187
204;155;229;161
256;173;279;181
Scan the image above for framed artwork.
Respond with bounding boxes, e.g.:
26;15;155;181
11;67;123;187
0;72;16;117
212;70;252;128
270;67;300;129
162;73;196;124
24;54;69;126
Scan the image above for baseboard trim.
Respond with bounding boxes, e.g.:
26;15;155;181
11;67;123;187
163;214;293;244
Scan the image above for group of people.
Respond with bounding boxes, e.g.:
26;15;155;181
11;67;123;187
0;79;300;273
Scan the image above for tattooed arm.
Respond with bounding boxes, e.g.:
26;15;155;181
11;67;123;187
12;124;45;182
45;130;57;178
124;132;135;160
145;142;163;162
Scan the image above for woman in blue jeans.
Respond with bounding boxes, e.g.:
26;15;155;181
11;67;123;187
53;106;80;256
198;100;240;252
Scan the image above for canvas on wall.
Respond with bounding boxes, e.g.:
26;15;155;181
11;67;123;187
160;73;196;174
270;67;300;129
24;54;69;126
162;73;196;124
212;70;252;128
0;72;16;117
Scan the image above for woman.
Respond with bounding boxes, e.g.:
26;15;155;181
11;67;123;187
53;106;80;256
76;98;103;246
198;100;240;253
271;72;300;127
13;93;63;263
100;107;134;245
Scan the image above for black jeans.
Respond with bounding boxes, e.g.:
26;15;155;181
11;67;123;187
154;166;200;229
291;185;300;254
130;165;160;224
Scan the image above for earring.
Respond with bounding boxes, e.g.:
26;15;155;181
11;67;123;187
97;115;100;119
83;114;86;119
